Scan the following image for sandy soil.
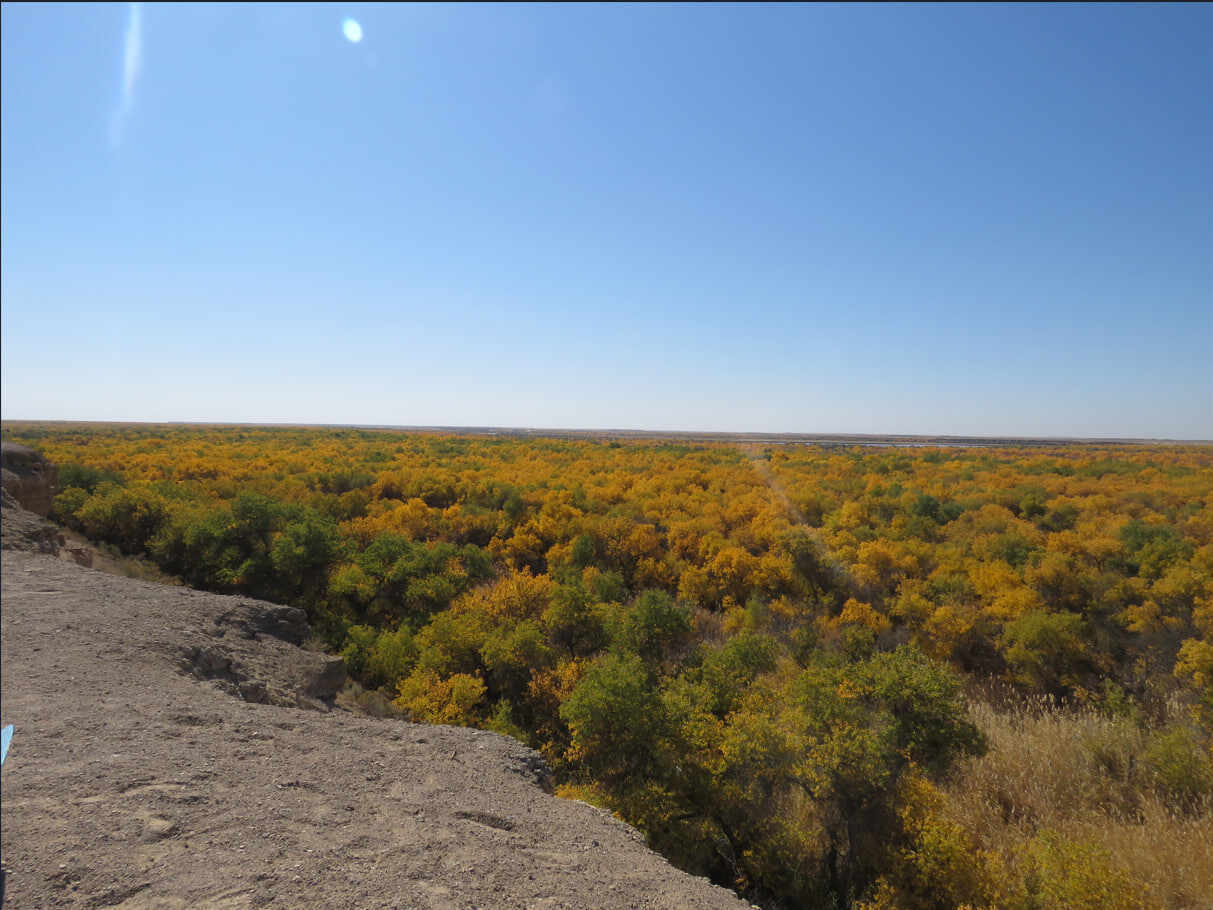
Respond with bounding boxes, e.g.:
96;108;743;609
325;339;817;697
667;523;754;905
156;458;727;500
0;519;752;909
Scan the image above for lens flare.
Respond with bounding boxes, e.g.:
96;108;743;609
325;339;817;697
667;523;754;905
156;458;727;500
342;18;363;43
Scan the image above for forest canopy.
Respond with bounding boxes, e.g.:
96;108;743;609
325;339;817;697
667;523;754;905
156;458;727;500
5;422;1210;909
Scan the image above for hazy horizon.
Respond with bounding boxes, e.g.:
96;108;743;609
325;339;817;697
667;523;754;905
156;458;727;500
3;4;1210;438
3;416;1209;445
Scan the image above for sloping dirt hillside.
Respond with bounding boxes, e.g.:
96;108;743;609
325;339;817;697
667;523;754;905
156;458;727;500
0;510;752;909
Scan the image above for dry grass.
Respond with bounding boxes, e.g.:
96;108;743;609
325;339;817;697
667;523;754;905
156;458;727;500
58;528;183;585
943;697;1213;909
334;678;405;718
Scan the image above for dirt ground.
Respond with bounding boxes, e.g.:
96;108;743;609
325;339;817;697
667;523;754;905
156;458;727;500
0;511;752;909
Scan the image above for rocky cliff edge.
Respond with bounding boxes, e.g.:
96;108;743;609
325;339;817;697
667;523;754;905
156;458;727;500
1;495;752;910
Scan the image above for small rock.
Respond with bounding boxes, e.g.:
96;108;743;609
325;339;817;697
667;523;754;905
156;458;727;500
141;816;177;842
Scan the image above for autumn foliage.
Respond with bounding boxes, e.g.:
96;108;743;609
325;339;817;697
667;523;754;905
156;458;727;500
6;422;1211;908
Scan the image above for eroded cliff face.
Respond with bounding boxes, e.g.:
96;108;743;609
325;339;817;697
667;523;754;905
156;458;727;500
1;441;58;517
1;485;61;554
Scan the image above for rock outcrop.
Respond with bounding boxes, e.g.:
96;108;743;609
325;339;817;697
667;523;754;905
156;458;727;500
1;485;60;554
1;441;58;516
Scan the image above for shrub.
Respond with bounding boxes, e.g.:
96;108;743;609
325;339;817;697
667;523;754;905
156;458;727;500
480;620;554;701
999;611;1090;696
858;774;996;910
1143;724;1213;812
51;486;89;527
367;624;418;690
57;462;124;494
618;589;692;662
999;830;1149;910
341;624;379;680
1174;638;1213;726
75;483;168;553
542;583;608;657
560;652;665;781
394;669;486;726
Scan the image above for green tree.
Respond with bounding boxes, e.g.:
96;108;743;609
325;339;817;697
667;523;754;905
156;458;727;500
618;589;692;663
1000;611;1092;695
561;652;666;782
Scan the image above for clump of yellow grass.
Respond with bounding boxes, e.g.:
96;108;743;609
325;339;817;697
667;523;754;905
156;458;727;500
943;695;1212;909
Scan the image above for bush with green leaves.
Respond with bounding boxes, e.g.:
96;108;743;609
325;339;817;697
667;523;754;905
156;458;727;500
51;486;89;527
57;462;125;494
1143;723;1213;812
616;589;692;663
999;610;1091;696
327;532;493;626
1000;831;1148;910
560;650;666;783
75;482;168;553
557;641;985;906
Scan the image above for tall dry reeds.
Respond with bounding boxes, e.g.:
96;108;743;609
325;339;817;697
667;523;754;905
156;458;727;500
942;696;1212;909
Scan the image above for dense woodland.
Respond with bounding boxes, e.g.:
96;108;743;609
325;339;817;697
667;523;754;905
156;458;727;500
4;422;1211;909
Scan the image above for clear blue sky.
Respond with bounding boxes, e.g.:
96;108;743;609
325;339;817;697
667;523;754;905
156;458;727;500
2;3;1210;438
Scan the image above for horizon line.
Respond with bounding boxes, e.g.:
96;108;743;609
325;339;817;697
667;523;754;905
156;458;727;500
2;418;1209;447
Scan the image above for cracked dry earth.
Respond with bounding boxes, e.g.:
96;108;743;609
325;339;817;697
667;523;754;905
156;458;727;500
0;540;752;909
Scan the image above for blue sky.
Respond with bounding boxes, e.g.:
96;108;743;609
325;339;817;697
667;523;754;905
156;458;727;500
2;3;1210;438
